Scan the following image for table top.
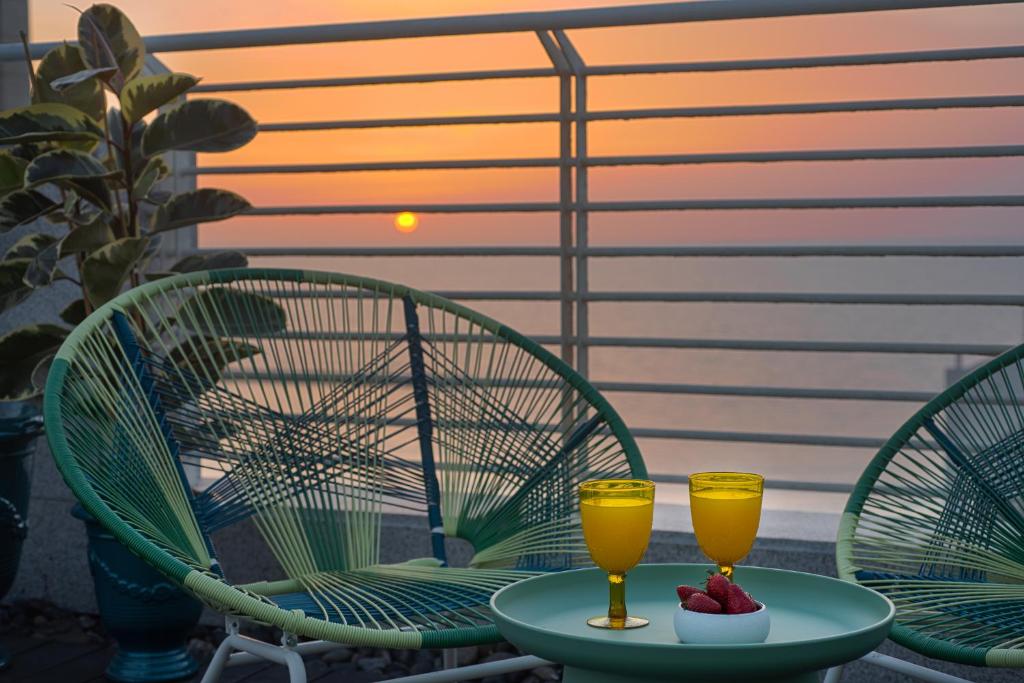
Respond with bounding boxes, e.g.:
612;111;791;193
490;564;894;680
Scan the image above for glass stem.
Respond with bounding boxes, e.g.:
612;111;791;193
607;572;626;628
718;563;734;580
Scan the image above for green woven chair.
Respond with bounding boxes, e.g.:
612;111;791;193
44;268;644;682
837;343;1024;675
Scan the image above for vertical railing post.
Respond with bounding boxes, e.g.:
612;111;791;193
555;31;590;380
536;32;575;371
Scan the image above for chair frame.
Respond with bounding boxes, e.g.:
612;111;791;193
45;268;645;682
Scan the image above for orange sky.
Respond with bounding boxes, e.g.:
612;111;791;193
28;1;1024;248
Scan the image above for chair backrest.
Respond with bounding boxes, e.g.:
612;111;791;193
837;344;1024;666
45;269;644;589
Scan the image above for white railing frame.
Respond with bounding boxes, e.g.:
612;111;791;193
5;0;1024;494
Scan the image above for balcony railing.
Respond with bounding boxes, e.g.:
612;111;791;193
6;0;1024;498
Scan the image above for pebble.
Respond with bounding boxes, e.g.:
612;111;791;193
322;645;354;663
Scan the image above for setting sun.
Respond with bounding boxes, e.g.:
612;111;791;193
394;211;419;233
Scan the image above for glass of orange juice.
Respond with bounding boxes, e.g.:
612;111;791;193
689;472;764;579
579;479;655;629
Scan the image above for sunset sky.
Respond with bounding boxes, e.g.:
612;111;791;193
27;1;1024;248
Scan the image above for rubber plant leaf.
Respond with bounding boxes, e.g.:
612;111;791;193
121;73;200;124
151;189;250;233
142;100;256;156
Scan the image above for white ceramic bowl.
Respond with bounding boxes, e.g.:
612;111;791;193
673;602;770;644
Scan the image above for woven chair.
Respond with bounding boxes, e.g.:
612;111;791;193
837;343;1024;676
44;269;645;682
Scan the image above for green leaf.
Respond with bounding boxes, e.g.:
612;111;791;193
59;299;88;326
142;99;256;157
177;288;287;337
78;4;145;89
34;44;107;122
0;153;28;196
0;190;58;232
25;148;119;185
169;250;247;274
121;73;200;124
3;233;57;260
50;66;118;91
0;324;69;400
151;189;250;234
0;103;104;145
0;258;32;314
23;239;63;288
61;217;115;255
81;236;148;307
132;156;168;200
168;336;260;384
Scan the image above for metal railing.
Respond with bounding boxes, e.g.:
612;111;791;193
8;0;1024;495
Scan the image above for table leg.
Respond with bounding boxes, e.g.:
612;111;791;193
562;666;820;683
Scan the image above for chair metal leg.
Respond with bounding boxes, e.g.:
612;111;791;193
859;651;976;683
199;617;308;683
822;665;844;683
442;648;457;669
199;637;234;683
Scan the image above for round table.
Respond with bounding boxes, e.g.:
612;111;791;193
491;564;894;683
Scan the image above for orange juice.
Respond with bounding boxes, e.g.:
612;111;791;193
580;496;654;573
689;489;762;565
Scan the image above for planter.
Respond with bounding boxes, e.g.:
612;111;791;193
0;401;43;671
72;505;202;683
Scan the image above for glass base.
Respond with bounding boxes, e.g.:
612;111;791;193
586;616;649;629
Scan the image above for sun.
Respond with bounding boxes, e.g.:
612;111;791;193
394;211;419;233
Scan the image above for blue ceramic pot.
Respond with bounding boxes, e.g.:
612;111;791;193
72;505;202;682
0;401;43;671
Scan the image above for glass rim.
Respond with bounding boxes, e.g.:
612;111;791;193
689;471;764;484
579;478;655;492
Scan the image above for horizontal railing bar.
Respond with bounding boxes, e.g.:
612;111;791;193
246;202;561;215
587;196;1024;210
198;245;1024;258
595;382;936;402
630;427;886;448
189;45;1024;95
266;330;1005;355
230;246;562;257
588;145;1024;165
583;292;1024;305
10;0;1015;60
589;45;1024;75
581;245;1024;257
193;68;556;93
219;369;935;402
586;337;1008;355
187;145;1024;176
187;158;562;175
588;95;1024;120
254;96;1024;133
413;290;1024;305
648;473;855;493
244;196;1024;215
259;113;558;132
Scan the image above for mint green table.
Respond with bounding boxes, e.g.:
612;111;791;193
490;564;894;683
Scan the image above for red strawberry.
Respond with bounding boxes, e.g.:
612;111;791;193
704;572;730;606
685;592;723;614
725;583;759;614
676;585;702;603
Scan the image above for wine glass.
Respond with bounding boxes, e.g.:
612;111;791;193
579;479;655;629
688;472;764;579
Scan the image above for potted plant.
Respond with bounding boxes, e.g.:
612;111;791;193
0;4;261;680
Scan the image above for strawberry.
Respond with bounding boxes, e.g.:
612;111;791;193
704;572;730;606
685;592;723;614
676;585;702;603
724;583;759;614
